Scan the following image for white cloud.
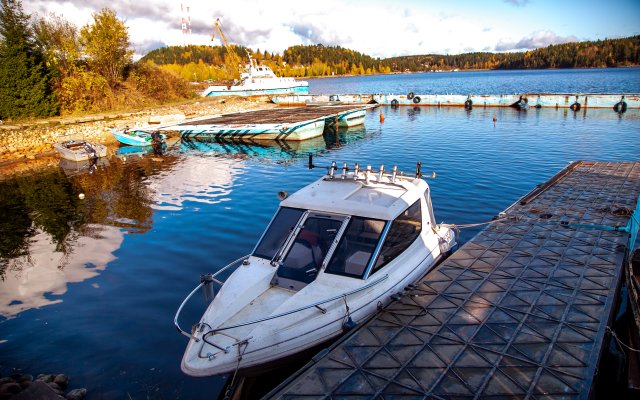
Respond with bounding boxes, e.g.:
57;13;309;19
495;30;578;51
23;0;592;59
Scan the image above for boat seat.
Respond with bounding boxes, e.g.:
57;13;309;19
276;241;320;288
345;251;369;276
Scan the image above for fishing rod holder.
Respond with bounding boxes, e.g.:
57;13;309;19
307;154;436;183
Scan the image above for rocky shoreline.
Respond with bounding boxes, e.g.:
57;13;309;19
0;372;86;400
0;96;277;177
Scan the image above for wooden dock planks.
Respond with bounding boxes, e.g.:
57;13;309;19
268;161;640;399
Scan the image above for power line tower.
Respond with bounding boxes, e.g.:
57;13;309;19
181;3;191;44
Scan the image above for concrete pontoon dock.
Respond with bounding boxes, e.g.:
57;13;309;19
269;161;640;399
271;93;639;109
159;105;371;141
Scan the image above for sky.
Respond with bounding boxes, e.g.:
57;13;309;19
23;0;640;60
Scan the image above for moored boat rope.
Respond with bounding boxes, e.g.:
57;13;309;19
606;326;640;353
223;338;250;400
440;215;513;230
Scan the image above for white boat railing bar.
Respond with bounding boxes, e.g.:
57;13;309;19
174;254;250;341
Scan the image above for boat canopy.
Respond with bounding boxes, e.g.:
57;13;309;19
280;176;427;221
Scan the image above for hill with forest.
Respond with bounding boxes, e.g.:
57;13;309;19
386;35;640;71
142;35;640;82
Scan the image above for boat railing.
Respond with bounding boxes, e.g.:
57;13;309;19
175;258;389;341
174;255;250;340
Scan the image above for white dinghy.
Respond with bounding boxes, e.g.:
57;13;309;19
175;157;456;377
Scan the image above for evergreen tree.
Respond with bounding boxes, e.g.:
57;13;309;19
0;0;57;119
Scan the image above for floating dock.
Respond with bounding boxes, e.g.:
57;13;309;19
269;161;640;399
159;105;371;141
271;93;639;110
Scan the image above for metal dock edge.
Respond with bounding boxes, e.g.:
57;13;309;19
267;161;640;399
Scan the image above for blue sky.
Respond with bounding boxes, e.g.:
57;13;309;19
24;0;640;59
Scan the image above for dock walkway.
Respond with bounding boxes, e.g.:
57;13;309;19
269;161;640;399
163;105;371;141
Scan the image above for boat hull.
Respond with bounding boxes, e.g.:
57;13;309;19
203;84;308;97
53;141;107;161
112;129;166;146
181;224;455;377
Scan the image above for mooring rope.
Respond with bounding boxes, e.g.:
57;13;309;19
606;326;640;354
224;339;250;400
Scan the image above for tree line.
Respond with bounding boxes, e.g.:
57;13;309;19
385;36;640;71
143;35;639;83
142;43;393;82
0;0;190;120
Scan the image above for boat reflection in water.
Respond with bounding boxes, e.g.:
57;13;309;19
58;157;110;177
179;125;372;163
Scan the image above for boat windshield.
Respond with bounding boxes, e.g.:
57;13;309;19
253;207;305;260
278;215;343;284
325;217;386;279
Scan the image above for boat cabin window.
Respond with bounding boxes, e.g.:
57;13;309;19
371;200;422;275
325;217;385;279
253;207;305;259
278;215;343;284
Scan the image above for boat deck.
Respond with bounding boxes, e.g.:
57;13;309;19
268;161;640;399
174;105;369;126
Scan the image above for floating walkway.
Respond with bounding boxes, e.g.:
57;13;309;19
269;161;640;399
159;105;372;141
271;93;639;110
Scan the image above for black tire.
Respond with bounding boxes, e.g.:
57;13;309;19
413;96;421;104
613;101;627;113
535;104;542;109
390;99;399;107
407;92;415;100
570;102;581;111
464;99;473;110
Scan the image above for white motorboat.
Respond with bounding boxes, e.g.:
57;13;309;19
201;56;308;97
175;158;456;376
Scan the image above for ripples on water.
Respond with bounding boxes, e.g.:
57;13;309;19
1;78;639;398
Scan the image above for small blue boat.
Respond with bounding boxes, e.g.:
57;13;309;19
112;128;166;147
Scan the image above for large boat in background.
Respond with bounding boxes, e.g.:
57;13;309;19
202;19;308;97
201;56;308;97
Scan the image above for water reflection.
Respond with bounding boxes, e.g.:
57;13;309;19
147;156;242;211
0;125;378;317
179;126;371;162
0;159;165;317
0;224;123;318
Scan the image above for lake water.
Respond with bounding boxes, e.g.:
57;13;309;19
1;69;639;399
308;67;640;95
